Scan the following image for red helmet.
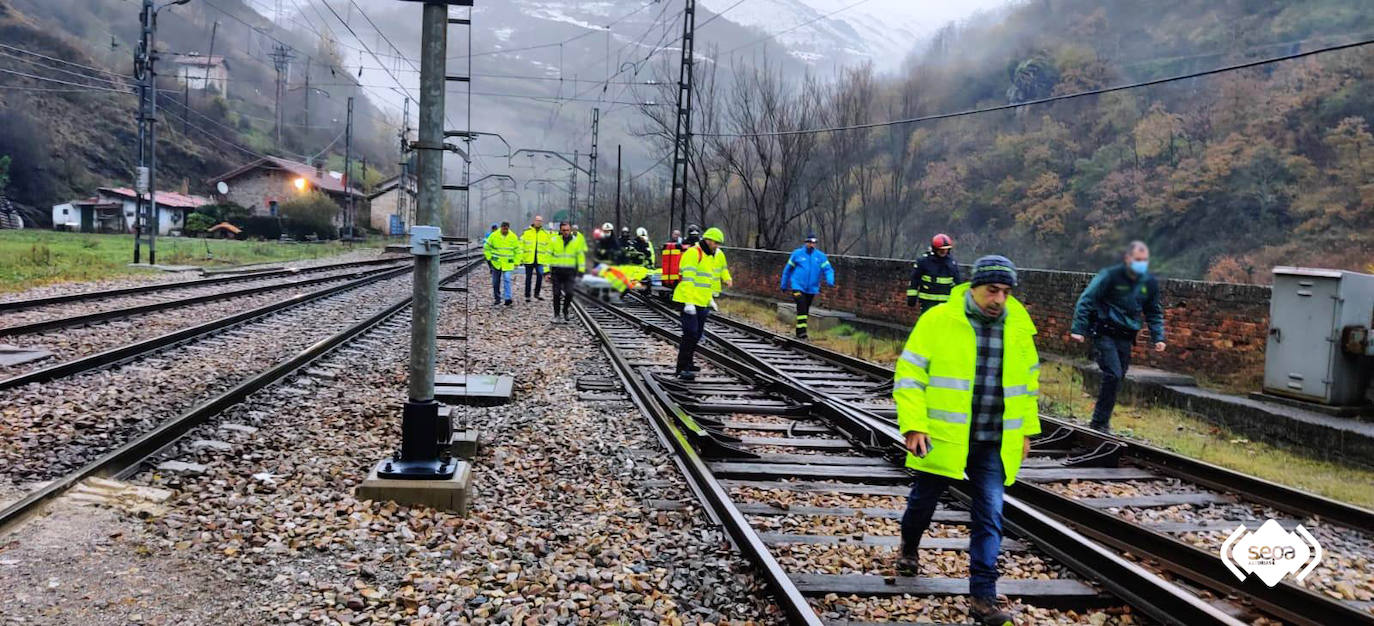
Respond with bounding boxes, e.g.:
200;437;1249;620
931;233;953;249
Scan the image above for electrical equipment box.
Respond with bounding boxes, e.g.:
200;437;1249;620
410;225;443;256
1264;267;1374;406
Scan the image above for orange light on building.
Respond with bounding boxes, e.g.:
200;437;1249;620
293;177;308;191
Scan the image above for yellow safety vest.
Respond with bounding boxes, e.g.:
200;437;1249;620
520;227;552;265
484;230;523;271
893;283;1042;485
544;234;586;271
671;244;729;307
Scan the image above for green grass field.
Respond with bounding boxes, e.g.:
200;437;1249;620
0;231;374;293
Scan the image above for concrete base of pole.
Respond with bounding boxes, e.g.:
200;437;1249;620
356;460;472;514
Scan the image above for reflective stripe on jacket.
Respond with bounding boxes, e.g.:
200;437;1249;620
545;233;586;271
671;244;728;307
484;230;523;271
908;251;960;301
780;247;835;294
520;227;552;265
893;283;1041;485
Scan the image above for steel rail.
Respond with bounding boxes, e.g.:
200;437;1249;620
674;295;1374;530
571;298;823;625
0;256;483;535
587;295;1242;626
0;250;477;391
630;293;1374;626
0;255;412;312
0;264;410;336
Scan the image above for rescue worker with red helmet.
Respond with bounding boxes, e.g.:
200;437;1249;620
907;233;961;314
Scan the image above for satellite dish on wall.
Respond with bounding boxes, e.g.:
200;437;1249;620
216;181;229;195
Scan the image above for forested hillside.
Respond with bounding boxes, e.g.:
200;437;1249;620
633;0;1373;281
0;0;397;223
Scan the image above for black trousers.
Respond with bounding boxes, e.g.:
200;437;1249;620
550;269;576;317
524;264;544;298
792;291;815;337
677;307;711;372
1091;333;1135;429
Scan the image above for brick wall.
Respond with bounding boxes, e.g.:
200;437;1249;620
726;248;1271;385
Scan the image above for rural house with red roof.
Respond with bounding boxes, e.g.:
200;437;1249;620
51;187;211;235
208;156;367;223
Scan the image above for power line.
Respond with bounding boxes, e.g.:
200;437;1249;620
701;37;1374;138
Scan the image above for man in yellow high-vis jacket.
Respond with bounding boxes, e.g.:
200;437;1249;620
520;215;552;302
893;254;1039;626
484;221;522;306
544;221;585;323
671;227;730;380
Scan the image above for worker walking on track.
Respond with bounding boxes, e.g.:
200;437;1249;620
672;227;731;380
779;232;835;339
484;221;522;307
892;255;1039;626
1070;240;1166;433
907;233;961;314
520;215;551;302
546;221;585;323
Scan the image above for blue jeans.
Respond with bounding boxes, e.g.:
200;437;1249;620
676;307;711;372
1091;334;1134;428
900;442;1005;598
490;267;512;302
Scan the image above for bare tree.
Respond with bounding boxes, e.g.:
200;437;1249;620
719;55;819;250
634;47;727;231
811;64;875;252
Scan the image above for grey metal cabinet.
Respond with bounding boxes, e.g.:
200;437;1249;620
1264;267;1374;406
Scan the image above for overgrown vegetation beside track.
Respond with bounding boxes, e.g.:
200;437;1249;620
0;231;374;293
718;297;1374;509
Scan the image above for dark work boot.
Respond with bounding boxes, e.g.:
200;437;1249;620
675;370;696;381
969;596;1014;626
894;545;919;577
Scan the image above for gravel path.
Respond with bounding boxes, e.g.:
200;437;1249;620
0;270;422;489
0;287;779;624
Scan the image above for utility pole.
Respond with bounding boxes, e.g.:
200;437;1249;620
182;66;189;136
586;107;599;228
134;0;189;265
614;144;622;234
343;95;354;238
302;56;312;143
361;0;467;487
667;0;697;235
397;96;410;234
568;149;578;225
269;44;294;149
199;20;218;106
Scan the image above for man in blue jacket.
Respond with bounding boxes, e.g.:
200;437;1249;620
1070;241;1167;432
780;233;836;339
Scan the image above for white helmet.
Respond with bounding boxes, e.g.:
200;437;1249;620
635;227;648;238
601;222;614;232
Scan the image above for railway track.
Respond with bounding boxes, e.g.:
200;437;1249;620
576;292;1374;625
0;258;415;337
0;250;471;387
0;254;411;313
0;250;482;533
